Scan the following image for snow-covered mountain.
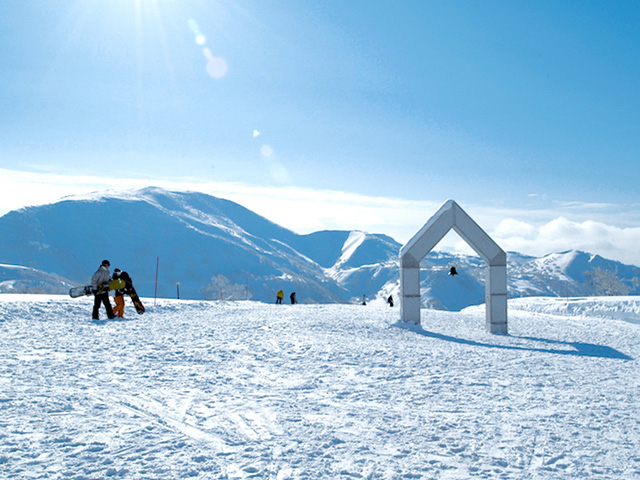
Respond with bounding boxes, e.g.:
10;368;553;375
0;187;638;308
0;187;397;303
415;249;640;310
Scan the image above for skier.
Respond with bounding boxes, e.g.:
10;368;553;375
112;268;132;318
91;259;115;320
290;292;297;304
276;289;284;304
449;266;458;276
387;295;394;307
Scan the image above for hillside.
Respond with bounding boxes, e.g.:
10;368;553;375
0;187;638;308
0;264;75;295
0;187;397;303
0;295;638;478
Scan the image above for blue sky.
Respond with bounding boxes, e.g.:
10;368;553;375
1;1;639;264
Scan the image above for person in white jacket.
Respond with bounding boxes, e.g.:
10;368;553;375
91;259;115;320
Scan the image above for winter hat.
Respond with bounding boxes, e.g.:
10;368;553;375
114;268;121;274
101;259;110;267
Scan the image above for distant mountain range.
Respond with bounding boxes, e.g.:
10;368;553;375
0;187;638;309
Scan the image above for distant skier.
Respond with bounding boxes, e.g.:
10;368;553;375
91;259;115;320
290;292;297;304
112;268;132;318
449;266;458;276
387;295;394;307
276;289;284;304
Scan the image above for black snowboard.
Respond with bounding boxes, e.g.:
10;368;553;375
127;286;145;314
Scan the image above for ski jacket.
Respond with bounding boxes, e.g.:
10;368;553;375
277;290;284;299
91;265;111;290
113;271;132;296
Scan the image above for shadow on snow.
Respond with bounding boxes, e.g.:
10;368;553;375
90;317;135;324
393;322;633;360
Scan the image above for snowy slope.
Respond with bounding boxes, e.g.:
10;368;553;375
0;295;638;479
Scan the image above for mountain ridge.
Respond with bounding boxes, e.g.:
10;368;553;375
0;187;638;308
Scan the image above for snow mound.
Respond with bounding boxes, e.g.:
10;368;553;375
506;296;640;324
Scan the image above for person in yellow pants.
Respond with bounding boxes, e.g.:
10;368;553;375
112;268;126;318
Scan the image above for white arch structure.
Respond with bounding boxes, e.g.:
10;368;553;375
400;200;508;334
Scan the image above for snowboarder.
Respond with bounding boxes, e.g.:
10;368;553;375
276;289;284;304
112;268;132;318
113;269;145;315
387;295;394;307
290;292;297;304
91;259;115;320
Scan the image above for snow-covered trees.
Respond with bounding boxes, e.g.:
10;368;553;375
201;274;249;301
587;267;630;296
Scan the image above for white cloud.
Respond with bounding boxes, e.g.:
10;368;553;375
493;217;640;266
493;218;537;239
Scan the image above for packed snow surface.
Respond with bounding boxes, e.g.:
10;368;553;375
1;295;639;479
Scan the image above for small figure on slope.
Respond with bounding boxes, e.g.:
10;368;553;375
276;289;284;304
290;292;297;305
91;259;115;320
449;266;458;276
387;295;394;307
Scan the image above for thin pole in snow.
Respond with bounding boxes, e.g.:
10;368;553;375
154;256;159;305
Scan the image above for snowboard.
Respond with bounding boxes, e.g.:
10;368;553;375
127;286;145;314
69;278;125;298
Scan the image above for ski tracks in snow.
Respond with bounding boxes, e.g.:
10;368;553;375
0;295;639;479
